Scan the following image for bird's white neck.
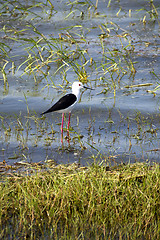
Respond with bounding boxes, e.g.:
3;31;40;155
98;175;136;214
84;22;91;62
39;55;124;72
72;88;81;101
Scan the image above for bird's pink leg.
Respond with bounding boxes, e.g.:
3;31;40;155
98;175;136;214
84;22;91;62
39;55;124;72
67;112;71;143
61;113;64;144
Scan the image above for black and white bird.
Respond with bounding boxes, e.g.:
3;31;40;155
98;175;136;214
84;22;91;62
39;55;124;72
41;81;94;143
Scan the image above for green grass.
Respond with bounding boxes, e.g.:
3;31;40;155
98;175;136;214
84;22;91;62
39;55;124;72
0;162;159;239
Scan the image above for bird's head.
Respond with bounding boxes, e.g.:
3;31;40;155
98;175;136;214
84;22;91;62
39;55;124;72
72;81;94;92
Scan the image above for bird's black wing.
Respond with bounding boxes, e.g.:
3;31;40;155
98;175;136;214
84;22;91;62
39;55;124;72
41;93;77;115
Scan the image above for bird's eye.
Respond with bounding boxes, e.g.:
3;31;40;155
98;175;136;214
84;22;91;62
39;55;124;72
79;83;81;86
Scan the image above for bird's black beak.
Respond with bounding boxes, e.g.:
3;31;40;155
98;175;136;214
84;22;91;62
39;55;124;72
83;85;95;90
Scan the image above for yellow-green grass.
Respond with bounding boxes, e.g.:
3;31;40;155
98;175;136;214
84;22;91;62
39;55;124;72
0;162;159;239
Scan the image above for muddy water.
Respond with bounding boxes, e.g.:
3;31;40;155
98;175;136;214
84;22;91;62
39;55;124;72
0;0;160;166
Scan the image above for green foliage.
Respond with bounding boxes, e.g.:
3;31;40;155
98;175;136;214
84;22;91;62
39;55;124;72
0;163;159;239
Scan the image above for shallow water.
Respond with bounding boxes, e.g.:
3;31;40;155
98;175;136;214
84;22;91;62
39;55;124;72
0;0;160;166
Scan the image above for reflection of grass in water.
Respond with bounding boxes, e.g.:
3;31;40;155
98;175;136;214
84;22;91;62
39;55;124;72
0;107;159;162
0;113;57;159
0;162;159;239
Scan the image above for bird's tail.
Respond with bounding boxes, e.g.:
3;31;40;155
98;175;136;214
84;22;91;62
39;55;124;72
40;109;51;116
40;111;46;116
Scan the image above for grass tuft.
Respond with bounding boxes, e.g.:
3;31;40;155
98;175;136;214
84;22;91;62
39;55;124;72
0;162;160;239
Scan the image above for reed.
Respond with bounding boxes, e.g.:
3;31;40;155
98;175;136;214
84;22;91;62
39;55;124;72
0;162;160;239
